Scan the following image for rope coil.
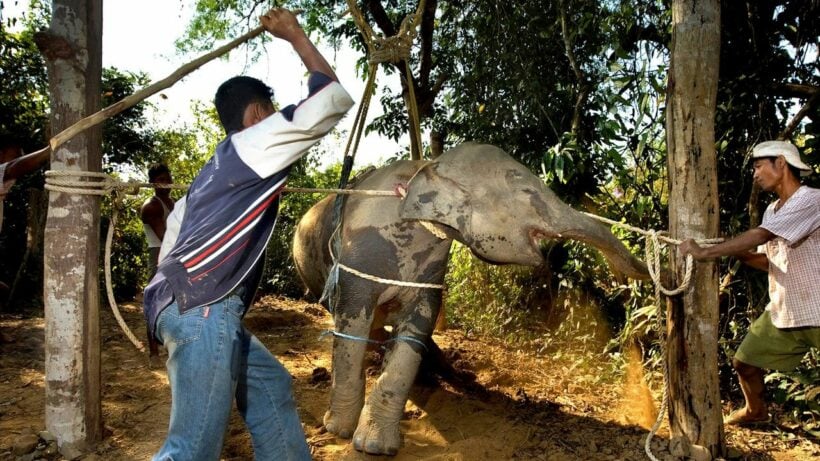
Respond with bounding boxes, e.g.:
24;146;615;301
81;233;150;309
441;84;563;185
346;0;426;65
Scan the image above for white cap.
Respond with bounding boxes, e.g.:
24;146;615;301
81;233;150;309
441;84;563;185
752;141;811;174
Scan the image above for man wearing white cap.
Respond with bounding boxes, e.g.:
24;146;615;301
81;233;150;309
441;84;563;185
680;140;818;427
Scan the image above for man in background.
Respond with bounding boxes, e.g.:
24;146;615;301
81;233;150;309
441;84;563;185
140;163;175;278
140;162;175;360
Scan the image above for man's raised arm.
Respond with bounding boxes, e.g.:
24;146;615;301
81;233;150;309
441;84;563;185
260;8;338;81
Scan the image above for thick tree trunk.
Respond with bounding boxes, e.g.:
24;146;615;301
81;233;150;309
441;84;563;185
38;0;103;455
665;0;725;459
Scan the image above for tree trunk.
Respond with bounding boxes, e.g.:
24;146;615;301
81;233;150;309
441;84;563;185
38;0;103;454
665;0;725;459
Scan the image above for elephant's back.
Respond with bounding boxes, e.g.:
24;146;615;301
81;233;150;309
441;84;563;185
293;194;336;300
344;160;427;225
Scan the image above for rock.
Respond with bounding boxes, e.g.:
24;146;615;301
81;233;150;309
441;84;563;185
44;441;58;456
689;443;712;461
309;367;330;385
59;441;85;461
38;431;56;442
12;433;39;456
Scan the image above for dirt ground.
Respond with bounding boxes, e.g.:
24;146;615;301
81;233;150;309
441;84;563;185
1;296;817;461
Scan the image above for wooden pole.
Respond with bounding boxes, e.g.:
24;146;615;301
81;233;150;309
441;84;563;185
666;0;725;459
39;0;103;456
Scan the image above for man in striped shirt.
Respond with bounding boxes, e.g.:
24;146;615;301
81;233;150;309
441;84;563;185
680;140;819;427
142;9;353;460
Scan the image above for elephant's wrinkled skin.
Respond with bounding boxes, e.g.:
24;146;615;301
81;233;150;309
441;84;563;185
293;143;648;455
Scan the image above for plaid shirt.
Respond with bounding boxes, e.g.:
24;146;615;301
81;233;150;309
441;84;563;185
759;186;820;328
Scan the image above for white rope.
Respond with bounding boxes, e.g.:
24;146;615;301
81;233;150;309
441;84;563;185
337;262;445;289
579;213;723;460
327;225;445;290
644;282;670;461
104;193;146;352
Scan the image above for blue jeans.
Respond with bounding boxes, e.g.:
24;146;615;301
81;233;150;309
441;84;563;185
152;295;311;461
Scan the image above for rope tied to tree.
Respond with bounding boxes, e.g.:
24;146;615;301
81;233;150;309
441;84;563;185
579;212;723;460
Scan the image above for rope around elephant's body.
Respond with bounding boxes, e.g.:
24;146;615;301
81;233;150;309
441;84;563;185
320;329;429;351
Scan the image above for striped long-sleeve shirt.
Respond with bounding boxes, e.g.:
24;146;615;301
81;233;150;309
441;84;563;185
143;72;353;339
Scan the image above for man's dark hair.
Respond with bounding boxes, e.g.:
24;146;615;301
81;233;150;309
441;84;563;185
214;76;274;134
147;163;170;183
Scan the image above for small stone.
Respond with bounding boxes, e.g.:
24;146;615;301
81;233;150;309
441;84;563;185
44;441;58;456
689;443;712;461
38;431;56;443
587;440;598;452
59;441;85;460
12;433;39;456
309;367;330;385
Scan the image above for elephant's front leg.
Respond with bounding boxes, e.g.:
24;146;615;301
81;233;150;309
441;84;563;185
352;338;424;455
352;295;438;455
325;312;371;439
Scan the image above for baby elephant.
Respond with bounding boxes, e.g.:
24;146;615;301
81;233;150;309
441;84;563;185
293;142;647;455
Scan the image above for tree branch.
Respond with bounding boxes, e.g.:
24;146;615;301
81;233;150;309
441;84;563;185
771;83;819;99
366;0;396;36
418;0;437;91
558;0;587;136
779;91;820;140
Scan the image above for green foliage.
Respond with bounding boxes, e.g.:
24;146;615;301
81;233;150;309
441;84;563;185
0;6;49;150
444;242;533;342
101;197;148;301
101;68;154;169
766;351;820;437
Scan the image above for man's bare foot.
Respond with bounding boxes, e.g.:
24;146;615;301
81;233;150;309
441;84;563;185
724;408;771;427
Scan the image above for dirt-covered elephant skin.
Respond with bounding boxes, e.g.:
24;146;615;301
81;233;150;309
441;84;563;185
292;142;648;455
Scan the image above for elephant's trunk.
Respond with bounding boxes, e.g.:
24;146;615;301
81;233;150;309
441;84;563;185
555;213;650;281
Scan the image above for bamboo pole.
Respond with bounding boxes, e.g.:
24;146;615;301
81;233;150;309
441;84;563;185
46;25;267;153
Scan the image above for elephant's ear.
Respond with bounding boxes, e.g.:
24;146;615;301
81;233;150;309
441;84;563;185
399;163;472;237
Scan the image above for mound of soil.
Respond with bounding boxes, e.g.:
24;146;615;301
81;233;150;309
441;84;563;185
1;296;817;460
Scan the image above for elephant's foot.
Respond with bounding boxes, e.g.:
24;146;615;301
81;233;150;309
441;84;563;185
351;405;402;455
323;406;360;439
